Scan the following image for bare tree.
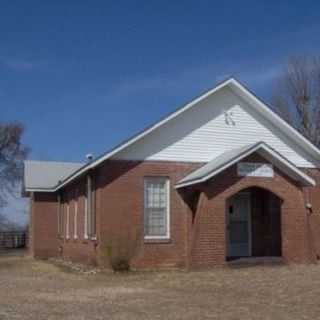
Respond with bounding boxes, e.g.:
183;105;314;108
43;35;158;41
0;123;28;212
272;56;320;147
0;213;20;231
0;213;9;230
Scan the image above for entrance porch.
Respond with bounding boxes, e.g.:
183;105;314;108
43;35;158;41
176;142;315;268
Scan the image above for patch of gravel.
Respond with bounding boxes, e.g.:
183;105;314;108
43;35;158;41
48;258;101;275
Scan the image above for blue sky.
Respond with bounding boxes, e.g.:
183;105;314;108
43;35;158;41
1;0;320;224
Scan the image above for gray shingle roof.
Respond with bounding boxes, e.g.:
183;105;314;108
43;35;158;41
23;160;84;191
176;142;315;188
177;143;257;186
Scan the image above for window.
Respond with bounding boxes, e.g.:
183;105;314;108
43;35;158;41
84;192;88;239
57;194;64;238
144;177;170;239
84;174;96;239
74;198;78;239
66;203;70;239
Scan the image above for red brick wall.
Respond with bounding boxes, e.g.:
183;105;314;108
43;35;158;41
302;168;320;261
95;160;202;269
30;193;59;259
59;177;98;265
30;178;98;264
30;156;319;268
187;153;315;268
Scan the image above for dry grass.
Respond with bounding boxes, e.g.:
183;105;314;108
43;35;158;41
1;253;320;319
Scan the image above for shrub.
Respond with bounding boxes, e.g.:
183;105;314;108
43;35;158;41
110;257;130;272
103;225;140;272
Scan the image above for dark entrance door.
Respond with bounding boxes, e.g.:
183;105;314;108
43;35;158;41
226;193;251;258
251;187;282;257
226;187;282;260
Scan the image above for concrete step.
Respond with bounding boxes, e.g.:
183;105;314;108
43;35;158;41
227;256;284;267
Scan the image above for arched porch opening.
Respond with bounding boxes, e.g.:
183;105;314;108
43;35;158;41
226;186;282;260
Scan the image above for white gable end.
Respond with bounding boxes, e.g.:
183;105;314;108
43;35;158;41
114;87;319;168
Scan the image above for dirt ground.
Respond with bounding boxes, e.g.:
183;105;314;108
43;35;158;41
1;252;320;319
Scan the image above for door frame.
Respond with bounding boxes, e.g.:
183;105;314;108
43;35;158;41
226;192;252;258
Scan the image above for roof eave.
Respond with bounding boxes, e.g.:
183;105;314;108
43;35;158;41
24;187;57;193
52;79;238;191
175;143;316;189
36;78;320;192
229;80;320;159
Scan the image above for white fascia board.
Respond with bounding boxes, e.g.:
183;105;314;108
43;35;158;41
25;187;56;193
53;78;235;191
258;145;316;186
175;143;315;189
175;144;263;189
230;80;320;159
44;78;319;192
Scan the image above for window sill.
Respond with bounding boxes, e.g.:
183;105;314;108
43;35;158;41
144;238;171;244
82;237;97;244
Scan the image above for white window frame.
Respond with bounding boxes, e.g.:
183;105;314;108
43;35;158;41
144;177;170;240
74;199;78;240
57;194;62;237
84;174;96;240
84;194;88;239
66;203;70;240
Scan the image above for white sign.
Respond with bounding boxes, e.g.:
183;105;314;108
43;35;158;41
237;162;274;178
